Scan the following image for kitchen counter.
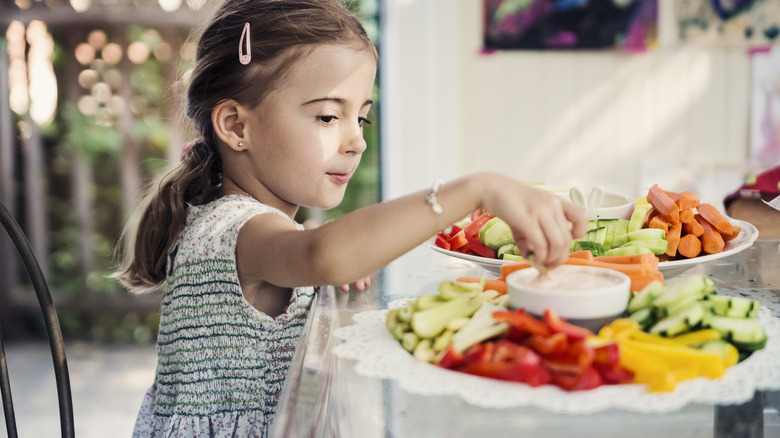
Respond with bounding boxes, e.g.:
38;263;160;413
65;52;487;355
271;239;780;438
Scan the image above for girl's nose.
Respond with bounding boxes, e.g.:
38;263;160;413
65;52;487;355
342;124;367;155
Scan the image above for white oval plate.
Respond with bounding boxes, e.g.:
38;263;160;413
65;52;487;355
425;218;759;278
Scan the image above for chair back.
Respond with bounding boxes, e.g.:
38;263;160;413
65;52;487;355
0;201;75;438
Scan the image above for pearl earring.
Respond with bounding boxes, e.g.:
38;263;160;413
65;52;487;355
238;142;244;147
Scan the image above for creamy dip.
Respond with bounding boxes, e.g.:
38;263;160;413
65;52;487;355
513;265;623;291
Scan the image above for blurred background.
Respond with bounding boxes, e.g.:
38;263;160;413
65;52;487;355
0;0;379;436
2;0;780;436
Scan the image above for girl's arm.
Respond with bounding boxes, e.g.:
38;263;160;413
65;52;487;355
237;171;588;288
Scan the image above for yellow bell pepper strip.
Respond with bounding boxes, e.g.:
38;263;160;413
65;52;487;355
629;330;691;348
619;339;727;379
618;342;676;392
669;329;722;347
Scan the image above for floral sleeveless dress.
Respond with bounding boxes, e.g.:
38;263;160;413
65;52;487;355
132;195;315;438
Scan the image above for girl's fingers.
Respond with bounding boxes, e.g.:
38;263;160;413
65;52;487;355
564;201;589;239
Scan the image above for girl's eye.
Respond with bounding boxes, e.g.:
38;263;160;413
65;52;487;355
318;115;337;124
358;117;373;127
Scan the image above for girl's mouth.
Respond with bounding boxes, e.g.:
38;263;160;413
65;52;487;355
327;172;350;185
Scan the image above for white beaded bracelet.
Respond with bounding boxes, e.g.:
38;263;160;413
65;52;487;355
425;179;445;231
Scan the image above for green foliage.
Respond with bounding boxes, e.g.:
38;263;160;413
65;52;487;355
60;104;123;161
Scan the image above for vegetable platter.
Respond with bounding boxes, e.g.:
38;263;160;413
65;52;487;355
427;185;758;277
333;277;780;413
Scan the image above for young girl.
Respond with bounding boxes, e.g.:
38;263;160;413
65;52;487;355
116;0;587;436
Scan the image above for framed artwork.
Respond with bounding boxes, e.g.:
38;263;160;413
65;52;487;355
750;48;780;170
482;0;658;51
676;0;780;47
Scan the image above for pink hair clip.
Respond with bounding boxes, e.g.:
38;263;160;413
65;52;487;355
180;139;199;161
239;22;251;65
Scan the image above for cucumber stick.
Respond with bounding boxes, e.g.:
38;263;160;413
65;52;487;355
705;295;760;318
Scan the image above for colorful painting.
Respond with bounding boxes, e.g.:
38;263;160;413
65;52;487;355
482;0;658;51
676;0;780;47
750;48;780;170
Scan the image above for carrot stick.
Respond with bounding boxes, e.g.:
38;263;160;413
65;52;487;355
563;257;658;292
679;208;694;224
500;261;532;279
720;224;741;241
631;270;665;293
676;191;700;210
696;203;735;235
677;234;702;258
665;221;682;257
595;252;659;268
643;207;657;228
662;189;682;202
568;250;595;261
648;215;669;233
456;277;508;294
682;216;704;237
697;214;725;254
647;184;680;223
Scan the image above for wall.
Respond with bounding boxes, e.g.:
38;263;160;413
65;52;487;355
380;0;752;208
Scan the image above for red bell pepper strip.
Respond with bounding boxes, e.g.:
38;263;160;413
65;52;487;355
592;342;620;368
434;234;451;250
523;332;569;355
463;212;495;238
543;308;594;340
459;340;551;387
437;345;464;370
446;229;468;251
492;309;553;339
550;365;603;391
465;234;496;259
541;339;595;376
593;362;634;385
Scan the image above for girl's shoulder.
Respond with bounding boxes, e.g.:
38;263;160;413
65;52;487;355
188;195;298;228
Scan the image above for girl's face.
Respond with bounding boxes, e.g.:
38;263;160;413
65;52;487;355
243;44;377;214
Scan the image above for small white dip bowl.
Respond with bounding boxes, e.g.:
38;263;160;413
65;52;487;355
589;192;635;221
506;265;631;320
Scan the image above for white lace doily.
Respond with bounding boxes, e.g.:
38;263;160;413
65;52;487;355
333;288;780;414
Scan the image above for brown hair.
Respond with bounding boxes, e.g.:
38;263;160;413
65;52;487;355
114;0;377;293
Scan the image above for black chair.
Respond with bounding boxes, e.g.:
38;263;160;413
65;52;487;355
0;200;75;438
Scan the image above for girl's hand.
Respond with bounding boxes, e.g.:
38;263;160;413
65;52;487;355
475;173;588;270
339;275;372;292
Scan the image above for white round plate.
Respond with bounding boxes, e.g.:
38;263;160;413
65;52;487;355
424;240;507;275
424;218;759;278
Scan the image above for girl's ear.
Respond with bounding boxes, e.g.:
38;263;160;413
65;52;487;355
212;99;246;152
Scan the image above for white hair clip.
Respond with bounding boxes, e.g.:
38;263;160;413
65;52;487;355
239;22;251;65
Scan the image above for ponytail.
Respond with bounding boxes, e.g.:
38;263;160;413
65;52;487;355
113;139;221;293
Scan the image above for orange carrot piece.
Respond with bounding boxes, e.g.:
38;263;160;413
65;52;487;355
665;221;682;257
647;184;680;223
563;257;659;292
568;250;595;261
662;189;682;202
721;224;741;241
679;208;694;224
647;215;669;233
696;203;734;235
677;234;702;258
676;191;700;210
697;214;725;254
594;252;659;268
456;277;508;294
682;217;704;237
500;261;532;280
643;207;657;228
631;270;665;292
